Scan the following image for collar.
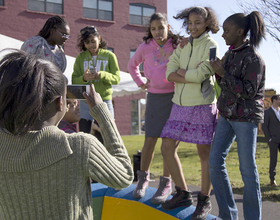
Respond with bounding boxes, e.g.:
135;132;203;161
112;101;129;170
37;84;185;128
189;32;209;45
0;126;73;172
272;106;280;112
229;40;250;51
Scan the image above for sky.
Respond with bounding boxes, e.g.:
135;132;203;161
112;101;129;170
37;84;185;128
167;0;280;94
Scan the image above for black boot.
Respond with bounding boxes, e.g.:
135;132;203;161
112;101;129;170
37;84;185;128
162;186;193;210
191;192;212;220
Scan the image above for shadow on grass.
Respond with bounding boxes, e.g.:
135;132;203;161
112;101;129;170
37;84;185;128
232;185;280;202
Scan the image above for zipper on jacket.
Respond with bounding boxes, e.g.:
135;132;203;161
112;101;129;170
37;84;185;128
179;44;193;106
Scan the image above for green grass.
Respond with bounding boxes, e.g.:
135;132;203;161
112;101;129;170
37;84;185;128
122;135;280;203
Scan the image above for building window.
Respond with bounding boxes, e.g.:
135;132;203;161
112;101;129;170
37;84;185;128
107;47;114;52
83;0;113;21
0;0;4;6
129;3;155;25
130;49;143;71
28;0;63;14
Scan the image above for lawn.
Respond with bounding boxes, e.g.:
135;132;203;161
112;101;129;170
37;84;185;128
122;135;280;203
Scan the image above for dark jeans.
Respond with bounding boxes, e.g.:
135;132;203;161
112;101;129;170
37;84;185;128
269;140;280;181
79;118;92;133
79;118;104;144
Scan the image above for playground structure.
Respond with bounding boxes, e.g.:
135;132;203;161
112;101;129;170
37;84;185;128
91;183;217;220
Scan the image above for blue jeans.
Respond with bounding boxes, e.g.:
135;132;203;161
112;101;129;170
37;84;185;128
209;116;262;220
80;99;114;120
103;100;114;119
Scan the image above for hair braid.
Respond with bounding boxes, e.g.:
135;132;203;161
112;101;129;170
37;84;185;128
38;15;69;39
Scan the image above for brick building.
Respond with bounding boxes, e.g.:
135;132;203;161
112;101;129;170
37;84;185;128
0;0;167;135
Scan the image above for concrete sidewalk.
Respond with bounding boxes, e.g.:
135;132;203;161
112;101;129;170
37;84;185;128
140;179;280;220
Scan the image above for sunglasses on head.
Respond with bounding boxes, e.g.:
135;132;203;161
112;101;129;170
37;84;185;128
80;26;97;35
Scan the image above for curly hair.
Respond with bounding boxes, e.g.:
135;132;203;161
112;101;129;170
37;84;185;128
174;6;220;34
77;26;107;52
143;12;181;49
0;49;66;136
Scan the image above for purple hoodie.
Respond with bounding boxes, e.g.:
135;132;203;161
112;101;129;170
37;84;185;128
128;38;175;94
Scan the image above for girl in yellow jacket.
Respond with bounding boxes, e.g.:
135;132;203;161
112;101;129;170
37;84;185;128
160;6;219;220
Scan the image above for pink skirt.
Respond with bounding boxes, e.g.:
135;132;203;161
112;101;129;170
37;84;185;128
160;103;218;145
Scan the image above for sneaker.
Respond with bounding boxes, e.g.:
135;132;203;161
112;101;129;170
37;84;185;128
133;170;149;199
191;192;212;220
162;186;193;210
151;176;172;204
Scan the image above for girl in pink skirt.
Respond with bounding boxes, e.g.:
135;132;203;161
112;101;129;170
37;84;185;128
160;6;219;220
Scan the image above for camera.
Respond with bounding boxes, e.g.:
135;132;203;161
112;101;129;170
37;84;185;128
89;67;97;74
66;85;90;100
209;46;217;61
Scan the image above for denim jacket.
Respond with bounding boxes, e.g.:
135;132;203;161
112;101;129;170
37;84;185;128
216;41;265;123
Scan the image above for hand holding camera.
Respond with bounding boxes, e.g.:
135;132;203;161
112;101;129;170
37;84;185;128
83;84;103;109
90;67;101;80
83;69;93;81
83;67;100;81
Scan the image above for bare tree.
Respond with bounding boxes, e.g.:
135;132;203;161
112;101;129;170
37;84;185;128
237;0;280;43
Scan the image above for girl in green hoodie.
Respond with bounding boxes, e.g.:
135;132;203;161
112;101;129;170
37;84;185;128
72;26;120;133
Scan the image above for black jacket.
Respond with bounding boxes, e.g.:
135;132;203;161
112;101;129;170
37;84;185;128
216;41;265;123
262;107;280;143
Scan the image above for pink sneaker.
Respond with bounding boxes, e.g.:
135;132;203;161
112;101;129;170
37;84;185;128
133;170;149;199
151;176;172;204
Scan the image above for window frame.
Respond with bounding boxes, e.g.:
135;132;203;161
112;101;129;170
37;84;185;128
83;0;113;21
129;3;155;25
28;0;63;14
107;47;114;53
130;49;144;71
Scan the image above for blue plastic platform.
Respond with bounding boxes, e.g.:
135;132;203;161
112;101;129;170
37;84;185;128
91;183;218;220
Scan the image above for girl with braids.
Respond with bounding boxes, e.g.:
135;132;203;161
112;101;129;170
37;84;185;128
159;7;219;219
0;50;133;219
209;11;266;220
127;12;181;204
21;15;70;73
72;26;120;134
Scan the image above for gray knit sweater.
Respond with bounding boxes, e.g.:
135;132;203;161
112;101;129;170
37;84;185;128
0;103;133;220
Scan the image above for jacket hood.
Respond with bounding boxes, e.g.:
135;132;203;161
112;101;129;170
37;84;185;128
0;126;73;172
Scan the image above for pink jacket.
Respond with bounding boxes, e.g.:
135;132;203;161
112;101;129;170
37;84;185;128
128;38;175;94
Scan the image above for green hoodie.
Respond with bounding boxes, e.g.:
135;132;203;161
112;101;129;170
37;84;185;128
72;49;120;100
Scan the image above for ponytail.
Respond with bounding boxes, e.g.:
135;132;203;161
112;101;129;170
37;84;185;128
247;11;265;47
225;11;265;48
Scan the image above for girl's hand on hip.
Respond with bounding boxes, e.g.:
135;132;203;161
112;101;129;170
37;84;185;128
140;79;150;90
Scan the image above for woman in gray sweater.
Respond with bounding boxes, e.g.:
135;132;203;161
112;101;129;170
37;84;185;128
0;50;133;220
